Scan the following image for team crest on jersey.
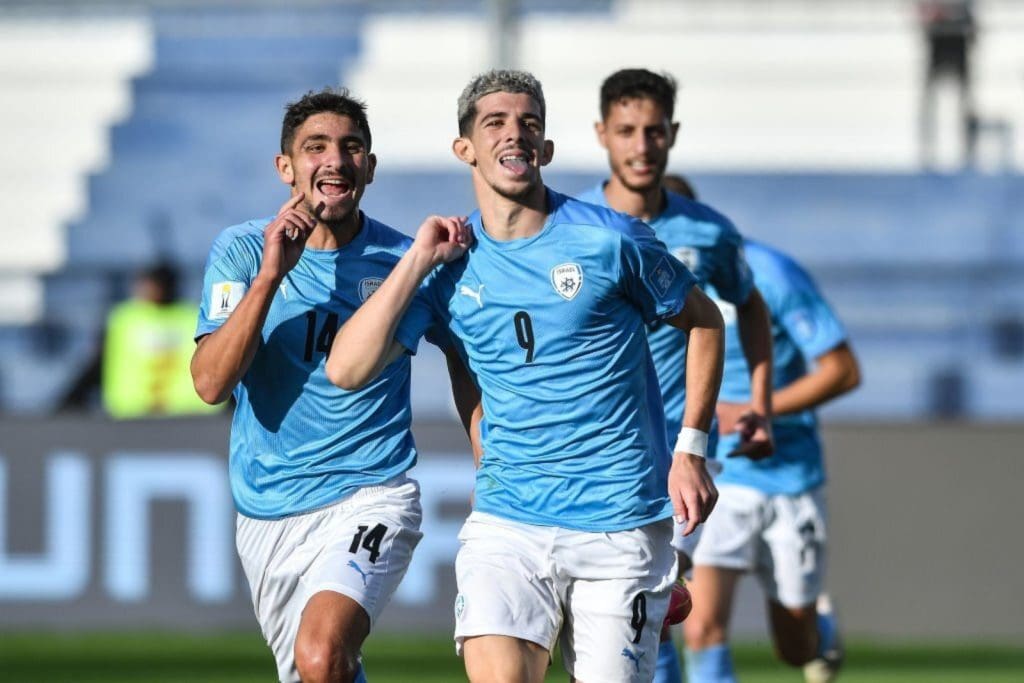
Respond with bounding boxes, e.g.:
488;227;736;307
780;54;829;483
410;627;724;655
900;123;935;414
358;277;384;302
210;281;246;319
648;256;676;297
550;263;583;300
672;246;700;273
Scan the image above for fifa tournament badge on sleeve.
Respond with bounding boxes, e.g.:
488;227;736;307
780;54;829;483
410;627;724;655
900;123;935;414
211;281;246;319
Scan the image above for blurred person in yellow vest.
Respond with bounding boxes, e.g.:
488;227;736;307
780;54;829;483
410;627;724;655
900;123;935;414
104;263;222;418
63;263;221;418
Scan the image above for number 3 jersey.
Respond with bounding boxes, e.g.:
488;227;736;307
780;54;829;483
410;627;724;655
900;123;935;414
196;212;423;520
397;189;698;532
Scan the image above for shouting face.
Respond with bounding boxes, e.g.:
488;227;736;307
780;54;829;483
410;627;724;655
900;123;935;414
454;91;553;201
276;111;376;224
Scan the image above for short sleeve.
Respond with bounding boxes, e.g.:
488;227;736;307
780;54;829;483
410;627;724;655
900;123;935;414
769;261;847;360
619;218;697;324
394;268;447;354
195;239;258;339
708;220;755;305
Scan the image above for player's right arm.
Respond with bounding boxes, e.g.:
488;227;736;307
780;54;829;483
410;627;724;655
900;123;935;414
664;285;724;536
191;194;315;404
772;342;860;414
325;215;470;391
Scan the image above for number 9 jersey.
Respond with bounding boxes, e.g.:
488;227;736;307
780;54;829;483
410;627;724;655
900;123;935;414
396;189;697;532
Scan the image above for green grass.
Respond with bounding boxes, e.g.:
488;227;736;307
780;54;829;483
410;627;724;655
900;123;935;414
1;631;1022;682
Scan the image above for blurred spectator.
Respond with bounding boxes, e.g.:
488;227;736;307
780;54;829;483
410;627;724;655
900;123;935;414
918;0;978;168
61;263;221;418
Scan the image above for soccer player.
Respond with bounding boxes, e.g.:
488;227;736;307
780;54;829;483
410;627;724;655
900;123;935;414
664;177;861;683
190;88;473;683
325;69;725;683
577;68;776;683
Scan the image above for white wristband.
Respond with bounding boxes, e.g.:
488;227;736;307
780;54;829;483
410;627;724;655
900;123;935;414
674;427;708;458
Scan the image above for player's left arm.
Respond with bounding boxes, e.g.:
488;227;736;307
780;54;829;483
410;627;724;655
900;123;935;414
772;341;860;414
729;286;775;459
665;285;724;536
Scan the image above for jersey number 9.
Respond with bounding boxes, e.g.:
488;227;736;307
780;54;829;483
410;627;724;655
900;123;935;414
513;311;535;363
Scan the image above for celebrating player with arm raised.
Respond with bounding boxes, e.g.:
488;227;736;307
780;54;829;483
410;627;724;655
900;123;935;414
191;88;473;683
327;70;724;683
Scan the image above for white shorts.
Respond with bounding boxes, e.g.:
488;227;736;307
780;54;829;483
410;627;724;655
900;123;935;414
671;523;703;569
454;511;676;683
691;483;827;608
236;475;423;683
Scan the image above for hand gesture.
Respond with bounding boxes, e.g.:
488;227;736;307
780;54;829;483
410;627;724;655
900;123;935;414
411;215;472;267
668;452;718;537
261;194;317;282
718;401;775;460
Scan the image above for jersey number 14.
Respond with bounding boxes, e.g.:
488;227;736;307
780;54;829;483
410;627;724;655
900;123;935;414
304;311;339;362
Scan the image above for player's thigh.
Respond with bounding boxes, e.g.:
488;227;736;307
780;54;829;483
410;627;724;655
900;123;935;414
454;512;562;655
236;512;321;682
559;520;676;683
757;486;827;609
310;476;424;626
462;634;549;683
235;477;423;681
294;590;370;674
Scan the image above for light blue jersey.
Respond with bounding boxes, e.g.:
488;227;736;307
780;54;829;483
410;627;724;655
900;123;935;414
397;188;697;532
577;185;754;455
196;213;421;519
713;240;847;495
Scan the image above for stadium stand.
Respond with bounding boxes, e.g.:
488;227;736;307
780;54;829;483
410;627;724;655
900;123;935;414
0;14;151;324
0;0;1021;419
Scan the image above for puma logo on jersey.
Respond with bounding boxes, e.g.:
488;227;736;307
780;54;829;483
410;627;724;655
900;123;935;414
347;560;369;586
621;648;646;673
460;284;485;308
278;281;289;300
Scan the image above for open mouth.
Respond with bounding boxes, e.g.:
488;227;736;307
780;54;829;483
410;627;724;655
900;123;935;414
316;177;352;197
498;151;530;176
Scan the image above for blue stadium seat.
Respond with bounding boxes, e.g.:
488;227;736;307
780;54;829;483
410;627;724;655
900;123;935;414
9;3;1023;418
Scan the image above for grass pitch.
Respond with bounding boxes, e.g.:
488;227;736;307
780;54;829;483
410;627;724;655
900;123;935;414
1;631;1021;682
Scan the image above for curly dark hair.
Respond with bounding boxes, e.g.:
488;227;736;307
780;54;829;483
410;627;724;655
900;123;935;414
599;68;676;121
280;87;371;154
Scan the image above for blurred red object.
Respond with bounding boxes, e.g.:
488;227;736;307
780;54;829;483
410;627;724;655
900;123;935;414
664;578;692;626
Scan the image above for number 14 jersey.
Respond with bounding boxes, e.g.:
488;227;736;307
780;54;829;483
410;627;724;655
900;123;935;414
398;189;697;532
196;213;421;521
